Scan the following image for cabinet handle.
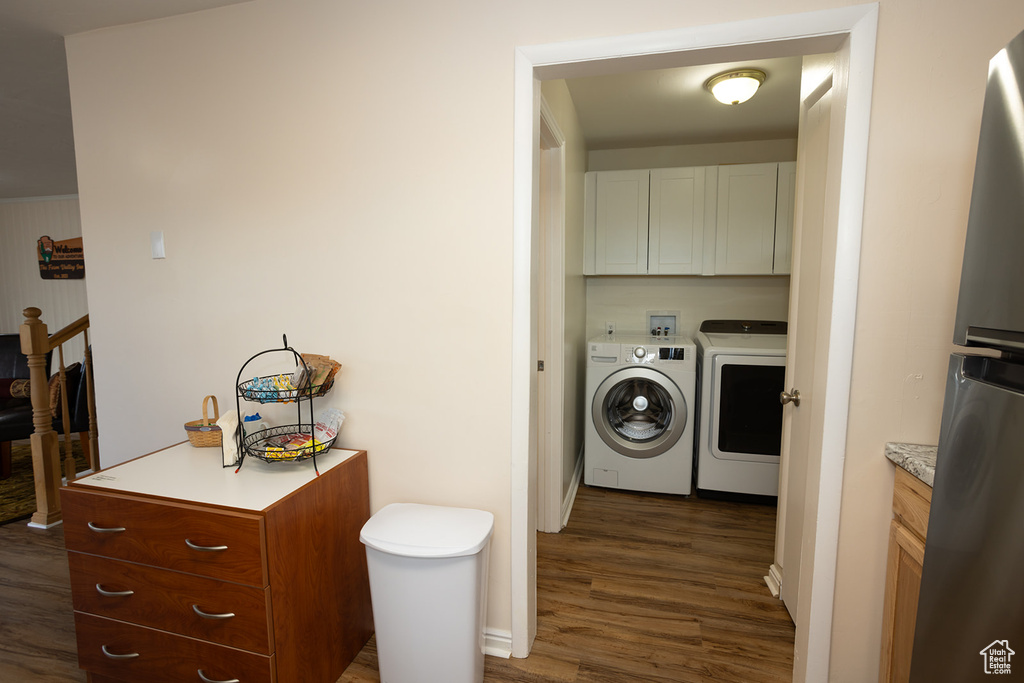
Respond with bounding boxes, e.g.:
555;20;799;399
101;645;139;660
184;538;229;552
95;583;135;598
192;604;236;620
88;522;126;534
197;670;240;683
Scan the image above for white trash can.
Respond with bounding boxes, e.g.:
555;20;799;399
360;503;494;683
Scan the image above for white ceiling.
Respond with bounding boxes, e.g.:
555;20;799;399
0;0;248;200
564;55;802;150
0;3;801;200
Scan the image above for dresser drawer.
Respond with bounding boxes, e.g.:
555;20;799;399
62;486;267;587
75;612;276;683
68;552;274;654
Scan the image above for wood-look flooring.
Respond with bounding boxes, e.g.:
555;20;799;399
0;483;794;682
341;484;795;682
0;522;85;682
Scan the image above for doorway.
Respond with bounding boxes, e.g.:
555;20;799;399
511;5;878;680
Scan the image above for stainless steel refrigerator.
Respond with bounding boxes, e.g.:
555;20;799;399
910;27;1024;682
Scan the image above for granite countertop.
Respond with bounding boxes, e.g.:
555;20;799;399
885;442;937;487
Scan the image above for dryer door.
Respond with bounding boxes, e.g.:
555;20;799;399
708;353;785;463
591;366;686;458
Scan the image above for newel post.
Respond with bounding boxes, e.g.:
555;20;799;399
21;307;62;527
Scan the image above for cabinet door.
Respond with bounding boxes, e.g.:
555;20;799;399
715;162;779;274
649;167;705;275
773;161;797;274
879;519;925;683
593;170;650;275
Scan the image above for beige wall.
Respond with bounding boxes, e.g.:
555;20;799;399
832;2;1024;678
540;80;589;505
63;0;1024;675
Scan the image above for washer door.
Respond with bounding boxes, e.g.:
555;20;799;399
591;366;686;459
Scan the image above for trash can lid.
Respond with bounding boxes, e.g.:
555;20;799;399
360;503;495;558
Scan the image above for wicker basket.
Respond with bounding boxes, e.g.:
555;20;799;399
184;395;222;448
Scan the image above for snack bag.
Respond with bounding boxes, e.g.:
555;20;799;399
314;408;346;443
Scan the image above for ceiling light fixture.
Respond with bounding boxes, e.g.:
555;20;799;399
705;69;767;105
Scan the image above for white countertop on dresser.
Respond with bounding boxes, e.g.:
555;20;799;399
73;442;361;511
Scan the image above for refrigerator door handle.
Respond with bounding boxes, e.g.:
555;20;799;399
965;326;1024;354
961;353;1024;394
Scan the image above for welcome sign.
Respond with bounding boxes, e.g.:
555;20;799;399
38;235;85;280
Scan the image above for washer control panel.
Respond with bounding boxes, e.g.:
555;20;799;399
626;345;653;364
626;344;689;364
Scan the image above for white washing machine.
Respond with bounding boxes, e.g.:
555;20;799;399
694;320;787;497
584;335;697;495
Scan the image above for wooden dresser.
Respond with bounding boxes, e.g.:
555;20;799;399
879;466;932;683
60;443;373;683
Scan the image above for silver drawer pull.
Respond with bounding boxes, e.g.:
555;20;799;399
197;670;240;683
101;645;139;660
95;584;135;598
88;522;126;534
184;538;228;552
192;604;236;620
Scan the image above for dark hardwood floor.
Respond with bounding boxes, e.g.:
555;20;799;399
0;522;85;682
342;484;795;682
0;483;793;682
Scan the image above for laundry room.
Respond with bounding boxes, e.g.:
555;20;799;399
536;53;807;509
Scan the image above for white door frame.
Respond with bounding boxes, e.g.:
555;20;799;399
511;4;878;678
537;97;567;534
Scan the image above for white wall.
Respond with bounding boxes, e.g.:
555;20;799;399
541;80;589;505
581;139;795;342
0;196;88;364
63;0;1024;675
589;138;797;171
587;276;791;339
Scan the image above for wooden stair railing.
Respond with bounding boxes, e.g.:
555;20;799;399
20;307;99;527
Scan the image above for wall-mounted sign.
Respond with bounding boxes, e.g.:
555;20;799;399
38;235;85;280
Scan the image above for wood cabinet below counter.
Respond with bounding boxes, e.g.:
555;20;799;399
60;443;373;683
879;466;932;683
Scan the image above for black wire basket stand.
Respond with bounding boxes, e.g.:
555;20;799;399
233;334;337;474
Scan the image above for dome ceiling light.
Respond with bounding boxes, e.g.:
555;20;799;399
705;69;767;105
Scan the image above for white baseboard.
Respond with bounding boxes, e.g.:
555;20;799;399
24;471;93;530
484;628;513;658
561;447;584;528
765;563;783;598
26;519;63;529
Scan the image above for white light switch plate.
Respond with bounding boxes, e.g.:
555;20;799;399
151;231;165;259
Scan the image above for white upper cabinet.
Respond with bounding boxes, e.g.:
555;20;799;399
714;162;780;275
585;161;794;277
773;161;797;275
648;167;706;275
585;167;707;275
587;170;650;275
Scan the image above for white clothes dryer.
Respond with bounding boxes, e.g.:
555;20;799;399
694;320;787;497
584;335;697;495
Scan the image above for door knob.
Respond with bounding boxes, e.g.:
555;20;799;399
780;389;801;406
